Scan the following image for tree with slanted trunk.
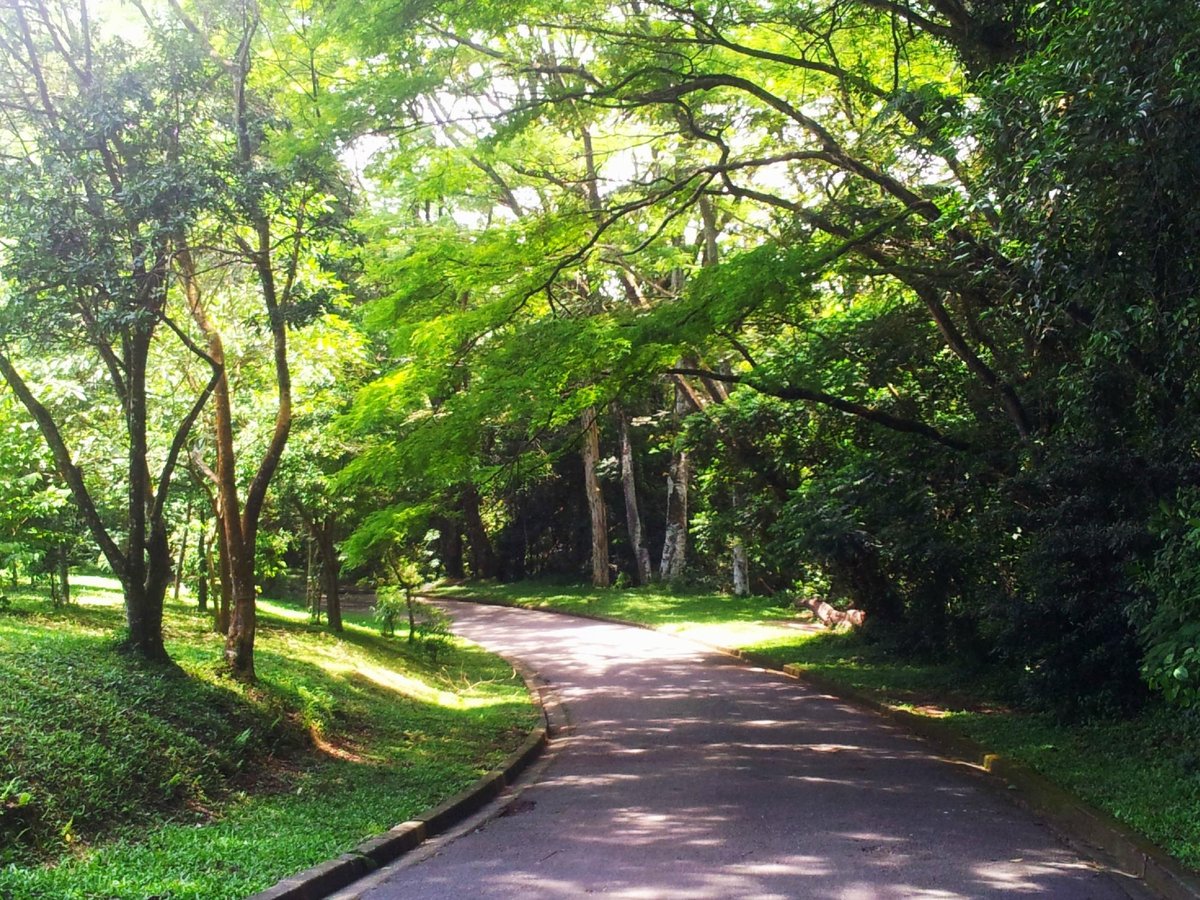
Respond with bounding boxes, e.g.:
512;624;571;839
0;0;222;660
157;0;355;679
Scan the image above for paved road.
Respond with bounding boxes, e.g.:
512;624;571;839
350;601;1135;899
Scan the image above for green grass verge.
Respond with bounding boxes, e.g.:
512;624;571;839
0;578;537;899
434;579;1200;870
434;579;809;647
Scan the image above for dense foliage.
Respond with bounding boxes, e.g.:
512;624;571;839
3;0;1200;719
328;0;1200;718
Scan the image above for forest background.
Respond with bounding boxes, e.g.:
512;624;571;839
3;0;1200;883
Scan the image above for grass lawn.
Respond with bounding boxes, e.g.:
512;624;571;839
0;577;537;900
434;579;1200;870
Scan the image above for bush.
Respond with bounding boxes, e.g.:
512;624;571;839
410;602;453;662
373;585;407;638
1140;489;1200;707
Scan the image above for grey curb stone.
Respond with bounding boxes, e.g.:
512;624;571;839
435;592;1200;900
417;770;507;836
245;650;551;900
354;821;427;867
248;853;373;900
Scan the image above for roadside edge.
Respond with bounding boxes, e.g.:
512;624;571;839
245;648;558;900
431;591;1200;900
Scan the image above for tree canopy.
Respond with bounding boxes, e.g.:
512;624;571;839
2;0;1199;716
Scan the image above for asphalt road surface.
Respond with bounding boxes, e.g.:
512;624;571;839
347;600;1136;899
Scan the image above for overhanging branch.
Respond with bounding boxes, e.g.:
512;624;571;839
668;366;970;451
0;350;128;575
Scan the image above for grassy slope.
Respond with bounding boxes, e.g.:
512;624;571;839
0;578;536;900
435;580;1200;870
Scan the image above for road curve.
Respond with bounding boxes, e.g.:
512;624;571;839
351;600;1135;899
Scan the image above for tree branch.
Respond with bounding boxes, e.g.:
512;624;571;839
0;349;127;575
668;366;970;451
154;366;221;522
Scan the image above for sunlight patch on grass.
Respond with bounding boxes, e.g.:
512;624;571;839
0;576;537;899
433;580;811;649
62;574;126;607
256;598;315;623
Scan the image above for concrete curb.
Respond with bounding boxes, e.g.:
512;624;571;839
434;591;1200;900
246;652;553;900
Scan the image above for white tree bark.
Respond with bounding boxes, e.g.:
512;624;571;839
582;406;610;587
731;486;749;594
731;540;750;595
614;403;653;585
659;387;689;581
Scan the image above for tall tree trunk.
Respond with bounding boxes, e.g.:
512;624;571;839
660;384;690;581
123;329;173;661
224;550;258;680
581;406;610;587
179;237;291;682
436;515;465;579
499;497;528;582
315;520;342;632
305;534;320;621
212;510;233;635
462;484;498;579
614;403;652;585
196;527;209;613
731;487;750;595
731;540;750;595
56;546;70;604
173;495;192;604
573;128;612;588
167;9;293;679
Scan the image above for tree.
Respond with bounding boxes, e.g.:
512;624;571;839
151;0;356;679
0;0;221;659
274;314;371;632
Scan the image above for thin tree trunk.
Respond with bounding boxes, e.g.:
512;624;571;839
731;487;749;595
56;546;70;604
196;527;208;613
212;512;232;635
323;561;342;632
180;244;249;669
165;10;293;679
316;520;342;632
173;495;192;604
660;385;690;581
614;403;652;585
581;406;610;587
305;534;320;621
179;234;290;682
